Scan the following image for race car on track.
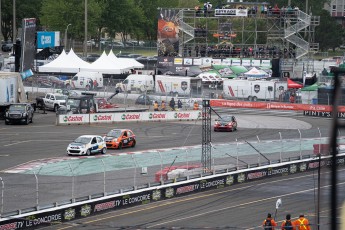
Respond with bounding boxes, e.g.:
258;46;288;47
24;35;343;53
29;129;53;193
67;135;107;155
104;129;136;149
214;115;237;132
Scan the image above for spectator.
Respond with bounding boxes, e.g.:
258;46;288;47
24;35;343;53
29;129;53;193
289;94;295;103
281;214;295;230
169;98;175;111
177;99;182;110
293;214;311;230
153;101;159;111
161;100;166;111
262;213;277;229
193;101;199;110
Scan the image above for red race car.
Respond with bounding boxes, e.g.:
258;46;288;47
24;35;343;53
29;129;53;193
104;129;136;149
214;115;237;132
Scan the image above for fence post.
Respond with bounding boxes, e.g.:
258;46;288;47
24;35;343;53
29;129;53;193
101;159;106;196
68;163;75;202
0;177;3;218
318;127;322;155
257;135;261;165
236;139;239;169
34;171;39;207
131;155;138;189
298;129;302;159
279;132;283;163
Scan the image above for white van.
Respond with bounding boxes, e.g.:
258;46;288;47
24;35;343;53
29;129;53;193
115;74;154;93
65;72;103;90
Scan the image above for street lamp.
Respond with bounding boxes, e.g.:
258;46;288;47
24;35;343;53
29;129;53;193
64;24;72;50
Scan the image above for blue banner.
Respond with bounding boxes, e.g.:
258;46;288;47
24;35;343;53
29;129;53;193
37;31;56;48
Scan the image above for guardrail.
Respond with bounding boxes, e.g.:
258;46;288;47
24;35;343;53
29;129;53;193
1;152;343;229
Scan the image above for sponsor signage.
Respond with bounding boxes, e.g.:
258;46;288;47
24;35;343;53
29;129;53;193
303;110;345;119
37;31;60;49
210;99;345;112
59;114;90;124
214;9;248;17
90;114;114;123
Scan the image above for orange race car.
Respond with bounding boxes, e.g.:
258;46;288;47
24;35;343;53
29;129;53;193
104;129;136;149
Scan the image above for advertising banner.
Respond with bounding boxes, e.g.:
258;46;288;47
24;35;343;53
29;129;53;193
303;111;345;119
37;31;60;49
114;112;143;122
20;18;36;73
214;9;248;17
58;114;90;125
157;9;179;57
89;113;114;123
210;99;345;112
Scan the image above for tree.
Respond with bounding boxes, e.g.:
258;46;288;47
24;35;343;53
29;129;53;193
315;9;344;51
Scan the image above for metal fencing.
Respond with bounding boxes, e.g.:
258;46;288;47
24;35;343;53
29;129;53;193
0;126;341;217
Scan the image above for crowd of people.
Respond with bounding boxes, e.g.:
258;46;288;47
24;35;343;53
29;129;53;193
179;44;296;59
263;213;311;230
153;98;199;111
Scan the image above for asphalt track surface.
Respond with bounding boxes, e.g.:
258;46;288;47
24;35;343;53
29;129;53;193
40;168;345;230
0;108;340;229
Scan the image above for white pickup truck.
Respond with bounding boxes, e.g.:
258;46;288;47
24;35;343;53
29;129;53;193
36;93;67;112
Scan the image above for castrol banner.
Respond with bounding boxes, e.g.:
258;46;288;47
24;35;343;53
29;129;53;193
210;99;345;112
58;114;90;125
90;113;114;123
141;112;169;121
114;113;143;122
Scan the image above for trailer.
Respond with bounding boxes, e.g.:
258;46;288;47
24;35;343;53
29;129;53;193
222;78;287;101
0;72;28;118
155;75;202;97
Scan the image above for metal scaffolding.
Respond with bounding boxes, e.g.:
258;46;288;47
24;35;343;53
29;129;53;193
202;99;212;172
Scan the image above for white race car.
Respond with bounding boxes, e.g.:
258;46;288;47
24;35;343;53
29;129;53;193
67;135;107;156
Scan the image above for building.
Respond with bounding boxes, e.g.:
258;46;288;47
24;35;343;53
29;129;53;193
325;0;345;27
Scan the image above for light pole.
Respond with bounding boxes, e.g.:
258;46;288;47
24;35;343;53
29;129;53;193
64;24;72;50
84;0;88;57
12;0;15;44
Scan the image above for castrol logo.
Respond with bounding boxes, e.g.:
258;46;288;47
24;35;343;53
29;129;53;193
63;115;83;122
93;114;112;121
174;112;190;119
149;113;166;119
121;113;141;120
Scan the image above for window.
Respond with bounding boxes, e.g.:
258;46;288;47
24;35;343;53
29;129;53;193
91;137;97;144
96;137;102;143
332;5;336;11
123;131;127;137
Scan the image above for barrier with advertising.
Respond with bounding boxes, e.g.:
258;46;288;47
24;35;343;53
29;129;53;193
210;99;345;112
57;111;201;125
1;154;344;229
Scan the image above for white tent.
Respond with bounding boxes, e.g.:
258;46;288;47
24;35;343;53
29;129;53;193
243;67;268;78
108;50;144;69
80;51;125;74
39;49;91;73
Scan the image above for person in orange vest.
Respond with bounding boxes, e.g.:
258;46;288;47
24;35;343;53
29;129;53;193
193;101;199;110
153;101;159;111
161;101;166;111
281;214;295;230
262;213;277;230
293;214;311;230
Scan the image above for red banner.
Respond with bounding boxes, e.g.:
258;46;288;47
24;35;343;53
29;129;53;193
210;99;345;112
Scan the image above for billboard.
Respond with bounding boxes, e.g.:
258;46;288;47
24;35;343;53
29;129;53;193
157;9;180;57
20;18;36;73
37;31;60;49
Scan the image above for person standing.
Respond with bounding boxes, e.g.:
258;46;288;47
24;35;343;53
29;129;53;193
177;99;182;110
281;214;295;230
153;101;159;111
262;213;277;230
169;98;175;111
161;100;166;111
293;214;311;230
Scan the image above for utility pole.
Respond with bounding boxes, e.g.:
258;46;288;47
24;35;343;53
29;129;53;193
12;0;16;43
84;0;88;57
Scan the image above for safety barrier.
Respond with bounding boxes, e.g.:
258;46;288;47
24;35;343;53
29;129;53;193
1;153;344;229
56;111;201;125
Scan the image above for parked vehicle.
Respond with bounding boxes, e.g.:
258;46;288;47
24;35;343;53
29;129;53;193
155;75;203;97
65;72;103;90
104;129;136;149
115;74;154;93
1;41;13;52
34;75;65;88
214;115;237;132
36;93;67;111
135;94;162;106
222;79;287;101
66;135;107;156
86;54;100;63
5;103;34;125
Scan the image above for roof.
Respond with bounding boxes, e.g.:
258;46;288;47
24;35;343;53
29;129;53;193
78;135;101;138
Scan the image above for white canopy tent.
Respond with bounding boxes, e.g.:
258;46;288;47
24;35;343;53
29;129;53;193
39;49;91;73
80;51;126;74
243;67;268;78
108;50;144;69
